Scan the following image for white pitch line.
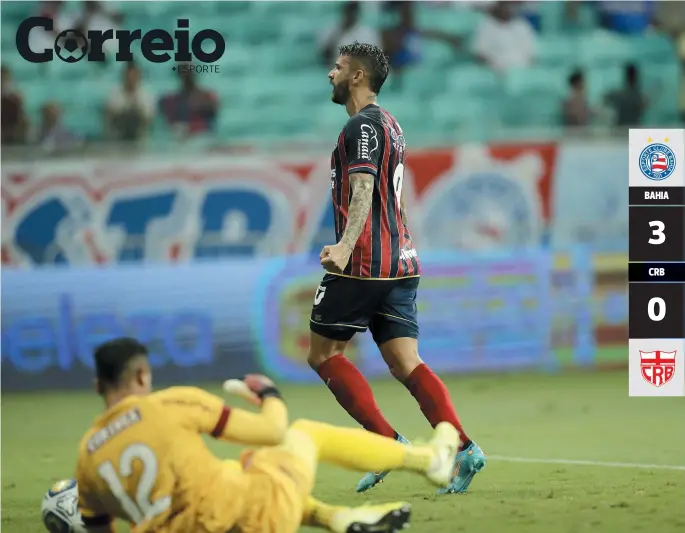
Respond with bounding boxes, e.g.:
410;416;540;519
487;455;685;472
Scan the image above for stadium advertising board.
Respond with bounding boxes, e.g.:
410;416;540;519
1;141;626;364
1;260;269;390
1;142;627;268
1;250;594;391
3;142;583;268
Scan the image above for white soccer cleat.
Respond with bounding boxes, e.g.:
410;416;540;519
425;421;461;487
330;502;412;533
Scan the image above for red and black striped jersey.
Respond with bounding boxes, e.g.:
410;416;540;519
330;104;420;279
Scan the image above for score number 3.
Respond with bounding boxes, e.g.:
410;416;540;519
648;221;666;245
97;444;171;525
647;297;666;322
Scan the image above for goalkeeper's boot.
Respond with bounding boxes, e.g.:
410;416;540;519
424;421;461;487
355;434;410;493
331;502;412;533
436;440;486;494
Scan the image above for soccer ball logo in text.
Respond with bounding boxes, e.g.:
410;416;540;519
54;30;88;63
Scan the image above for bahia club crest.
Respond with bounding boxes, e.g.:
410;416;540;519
640;350;676;387
639;137;676;181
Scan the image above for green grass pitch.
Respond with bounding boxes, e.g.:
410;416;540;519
3;370;684;533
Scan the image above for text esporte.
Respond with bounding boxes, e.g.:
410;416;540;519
16;17;225;64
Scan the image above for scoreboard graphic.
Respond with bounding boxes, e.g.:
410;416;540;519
628;129;685;396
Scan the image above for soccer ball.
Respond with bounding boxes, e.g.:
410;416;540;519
54;30;89;63
41;479;84;533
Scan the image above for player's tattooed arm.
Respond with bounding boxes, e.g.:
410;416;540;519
340;173;374;253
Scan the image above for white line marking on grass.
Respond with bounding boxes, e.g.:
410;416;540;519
488;455;685;472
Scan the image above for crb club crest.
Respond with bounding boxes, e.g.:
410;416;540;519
640;350;676;388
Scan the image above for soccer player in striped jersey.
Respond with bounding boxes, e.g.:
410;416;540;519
308;42;486;495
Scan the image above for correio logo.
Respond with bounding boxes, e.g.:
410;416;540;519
16;17;225;64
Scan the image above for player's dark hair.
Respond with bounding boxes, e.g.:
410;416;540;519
93;337;148;391
338;42;390;94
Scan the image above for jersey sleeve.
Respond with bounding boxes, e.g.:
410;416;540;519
153;386;288;446
152;386;231;437
343;114;382;177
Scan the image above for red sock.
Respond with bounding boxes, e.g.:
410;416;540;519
404;363;470;447
316;354;397;439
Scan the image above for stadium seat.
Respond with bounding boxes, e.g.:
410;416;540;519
498;95;560;128
536;35;578;67
537;2;566;34
578;31;635;67
417;5;483;37
421;40;459;67
446;65;501;98
430;94;495;130
630;33;678;63
504;66;568;98
400;65;448;98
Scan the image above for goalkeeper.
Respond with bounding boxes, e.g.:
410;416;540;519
71;338;460;533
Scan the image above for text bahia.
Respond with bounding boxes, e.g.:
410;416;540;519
645;191;669;200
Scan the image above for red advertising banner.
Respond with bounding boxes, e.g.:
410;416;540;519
1;143;558;266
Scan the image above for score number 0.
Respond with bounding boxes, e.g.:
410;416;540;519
647;297;666;322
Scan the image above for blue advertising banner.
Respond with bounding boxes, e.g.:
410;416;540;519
255;250;593;382
1;260;271;391
2;250;595;391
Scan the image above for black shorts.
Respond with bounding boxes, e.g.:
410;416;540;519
309;273;419;345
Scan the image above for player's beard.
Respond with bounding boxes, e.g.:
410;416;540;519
331;80;350;105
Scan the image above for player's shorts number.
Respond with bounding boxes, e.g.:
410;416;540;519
648;220;666;245
647;297;666;322
97;443;171;525
393;163;404;208
314;285;326;305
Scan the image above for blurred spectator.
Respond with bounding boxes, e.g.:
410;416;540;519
653;2;685;40
105;63;155;141
562;70;592;127
318;2;380;66
382;2;460;79
36;102;82;153
472;2;537;72
604;64;647;127
598;1;655;35
159;67;219;136
518;1;542;32
1;66;29;146
382;2;422;74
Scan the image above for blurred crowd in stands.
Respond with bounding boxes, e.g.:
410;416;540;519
2;0;684;153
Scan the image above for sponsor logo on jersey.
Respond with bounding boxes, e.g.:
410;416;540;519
358;123;378;161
